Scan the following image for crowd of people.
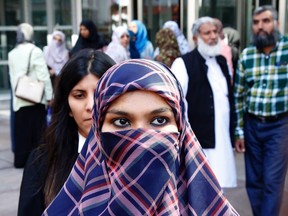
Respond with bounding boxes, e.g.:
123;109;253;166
8;4;288;216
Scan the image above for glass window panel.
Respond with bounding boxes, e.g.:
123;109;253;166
199;0;237;28
182;0;188;38
285;2;288;35
259;0;273;5
0;31;16;61
54;0;71;25
81;0;130;41
32;0;47;25
34;30;48;49
0;65;9;89
82;0;113;39
2;0;22;25
142;0;180;46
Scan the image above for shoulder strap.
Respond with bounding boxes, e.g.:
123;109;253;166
26;46;35;75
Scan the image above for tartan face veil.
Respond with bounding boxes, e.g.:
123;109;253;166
43;59;238;216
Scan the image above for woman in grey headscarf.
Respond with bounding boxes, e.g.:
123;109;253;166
8;23;53;168
43;30;69;88
163;20;191;55
43;30;69;76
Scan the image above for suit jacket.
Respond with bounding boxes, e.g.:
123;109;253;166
182;48;234;148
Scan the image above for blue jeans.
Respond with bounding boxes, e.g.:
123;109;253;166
244;115;288;216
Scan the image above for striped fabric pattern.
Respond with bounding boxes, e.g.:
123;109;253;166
43;59;238;215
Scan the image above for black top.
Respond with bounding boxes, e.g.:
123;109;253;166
128;30;140;59
70;20;107;57
18;149;47;216
181;48;234;148
17;148;78;216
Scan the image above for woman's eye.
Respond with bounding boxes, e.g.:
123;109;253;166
151;117;168;126
73;92;85;99
113;118;130;127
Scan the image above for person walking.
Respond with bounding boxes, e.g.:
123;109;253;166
43;30;69;88
70;20;107;57
105;26;130;63
42;59;238;215
171;17;237;189
162;20;191;55
214;18;234;75
17;49;115;216
154;28;180;67
234;5;288;216
128;20;154;59
8;23;53;168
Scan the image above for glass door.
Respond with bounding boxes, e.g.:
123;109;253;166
141;0;180;46
0;0;23;90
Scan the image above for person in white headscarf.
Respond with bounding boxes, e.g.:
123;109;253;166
105;26;130;63
43;30;69;77
163;21;192;55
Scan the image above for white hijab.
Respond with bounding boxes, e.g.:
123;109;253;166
105;26;130;63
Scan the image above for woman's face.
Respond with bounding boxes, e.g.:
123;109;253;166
80;25;90;38
68;73;99;137
52;34;63;45
120;33;130;48
102;90;178;132
129;22;138;34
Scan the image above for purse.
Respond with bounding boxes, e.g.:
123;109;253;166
15;47;45;103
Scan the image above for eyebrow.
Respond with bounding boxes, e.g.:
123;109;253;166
105;110;129;116
106;107;173;116
70;89;85;93
150;107;173;115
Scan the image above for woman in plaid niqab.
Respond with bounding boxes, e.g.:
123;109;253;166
43;59;238;215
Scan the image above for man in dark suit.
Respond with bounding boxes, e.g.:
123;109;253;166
171;16;236;189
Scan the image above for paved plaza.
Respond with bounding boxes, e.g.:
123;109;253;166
0;93;287;216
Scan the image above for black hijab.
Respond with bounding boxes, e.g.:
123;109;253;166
70;20;105;56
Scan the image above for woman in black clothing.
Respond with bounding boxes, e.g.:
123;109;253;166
17;49;115;216
70;20;107;57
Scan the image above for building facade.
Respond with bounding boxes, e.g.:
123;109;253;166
0;0;287;90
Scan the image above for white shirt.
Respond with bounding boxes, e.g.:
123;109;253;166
170;57;189;97
170;58;189;120
78;133;86;153
171;50;237;188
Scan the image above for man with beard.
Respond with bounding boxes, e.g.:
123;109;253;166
171;17;237;189
234;5;288;216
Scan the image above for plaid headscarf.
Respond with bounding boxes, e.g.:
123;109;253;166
43;59;238;215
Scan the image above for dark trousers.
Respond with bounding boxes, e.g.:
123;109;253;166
244;115;288;216
10;91;15;152
14;104;46;168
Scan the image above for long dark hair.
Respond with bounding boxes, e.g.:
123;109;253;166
43;49;115;205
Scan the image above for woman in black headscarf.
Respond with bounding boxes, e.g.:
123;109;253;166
70;20;107;57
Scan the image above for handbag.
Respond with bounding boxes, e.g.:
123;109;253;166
15;47;45;103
